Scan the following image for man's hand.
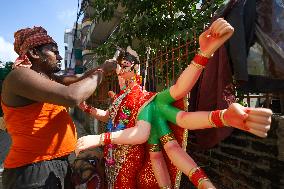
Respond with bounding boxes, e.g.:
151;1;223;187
224;103;272;138
100;59;117;74
199;18;234;57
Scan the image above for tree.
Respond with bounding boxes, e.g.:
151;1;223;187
0;62;13;81
88;0;225;62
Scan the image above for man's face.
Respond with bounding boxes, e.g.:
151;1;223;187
39;44;62;73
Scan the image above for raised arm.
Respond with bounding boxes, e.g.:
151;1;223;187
170;18;234;100
51;59;116;86
2;60;117;107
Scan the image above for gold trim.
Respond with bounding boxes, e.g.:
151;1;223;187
198;178;210;189
160;186;171;189
160;133;175;146
197;49;213;58
135;94;190;189
188;166;200;178
191;60;205;69
174;97;189;189
220;109;229;126
208;111;216;128
148;144;161;152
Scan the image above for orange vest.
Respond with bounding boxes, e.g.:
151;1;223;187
1;102;77;168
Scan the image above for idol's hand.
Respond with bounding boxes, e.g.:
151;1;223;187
199;180;216;189
199;18;234;57
224;103;272;138
75;134;101;156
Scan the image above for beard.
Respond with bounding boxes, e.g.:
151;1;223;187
51;64;61;73
52;66;61;73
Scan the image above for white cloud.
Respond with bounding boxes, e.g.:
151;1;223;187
57;9;77;23
0;36;18;62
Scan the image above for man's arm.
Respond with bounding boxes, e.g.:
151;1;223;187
51;74;81;86
52;61;116;86
4;67;103;107
51;67;106;86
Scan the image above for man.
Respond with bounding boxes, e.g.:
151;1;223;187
1;26;116;189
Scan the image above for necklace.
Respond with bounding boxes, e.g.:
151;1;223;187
108;87;132;124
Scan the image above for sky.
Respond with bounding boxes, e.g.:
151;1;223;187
0;0;79;63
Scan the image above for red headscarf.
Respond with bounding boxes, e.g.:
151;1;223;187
13;26;56;69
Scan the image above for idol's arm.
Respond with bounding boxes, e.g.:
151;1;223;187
75;120;151;155
170;18;234;100
78;101;110;123
175;103;272;138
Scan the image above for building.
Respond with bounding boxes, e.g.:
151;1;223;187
70;0;125;136
64;23;83;74
80;0;124;70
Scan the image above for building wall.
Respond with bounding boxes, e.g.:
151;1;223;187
64;29;76;70
180;115;284;189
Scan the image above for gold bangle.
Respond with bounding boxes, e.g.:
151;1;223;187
160;133;175;146
148;144;161;152
197;178;210;189
99;134;105;146
191;61;205;70
110;132;114;144
220;110;229;126
160;186;171;189
188;166;200;178
208;112;216;128
198;49;212;59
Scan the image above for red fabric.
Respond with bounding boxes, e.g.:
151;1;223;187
137;98;187;189
107;85;155;189
190;45;235;149
1;102;77;168
107;85;187;189
13;55;33;69
13;26;56;69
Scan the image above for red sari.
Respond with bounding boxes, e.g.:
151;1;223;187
105;85;188;189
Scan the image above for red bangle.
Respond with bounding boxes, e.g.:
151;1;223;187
211;110;224;128
104;132;111;145
193;54;208;67
84;106;92;114
189;167;208;188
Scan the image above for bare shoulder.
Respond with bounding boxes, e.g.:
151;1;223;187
2;67;70;105
2;68;41;99
5;67;39;82
4;67;61;95
5;68;55;89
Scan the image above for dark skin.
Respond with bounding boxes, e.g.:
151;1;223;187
1;43;117;107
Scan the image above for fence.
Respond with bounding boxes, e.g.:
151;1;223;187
86;31;278;112
75;28;284;189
